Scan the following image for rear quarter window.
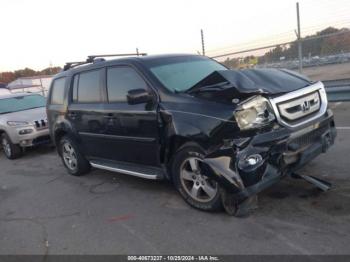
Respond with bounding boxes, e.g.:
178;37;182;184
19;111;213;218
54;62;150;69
50;77;66;105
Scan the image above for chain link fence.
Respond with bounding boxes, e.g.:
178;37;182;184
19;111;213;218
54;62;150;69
210;28;350;81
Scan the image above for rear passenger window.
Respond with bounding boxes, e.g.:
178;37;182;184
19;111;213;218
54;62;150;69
74;70;102;103
107;67;148;102
51;77;66;105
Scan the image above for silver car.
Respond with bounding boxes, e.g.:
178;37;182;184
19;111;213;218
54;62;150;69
0;93;50;159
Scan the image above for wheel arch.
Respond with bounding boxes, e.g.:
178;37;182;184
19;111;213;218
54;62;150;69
52;121;75;155
163;134;209;181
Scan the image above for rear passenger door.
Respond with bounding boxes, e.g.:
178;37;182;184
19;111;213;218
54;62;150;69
48;77;67;138
101;66;160;166
68;69;106;158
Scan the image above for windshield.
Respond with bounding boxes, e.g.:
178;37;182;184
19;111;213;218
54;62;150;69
0;95;46;114
149;57;227;92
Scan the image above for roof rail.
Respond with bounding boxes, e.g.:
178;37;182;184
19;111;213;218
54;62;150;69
63;61;88;71
63;53;147;71
87;53;147;62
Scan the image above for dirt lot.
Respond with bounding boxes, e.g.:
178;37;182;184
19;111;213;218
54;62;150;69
303;63;350;81
0;103;349;255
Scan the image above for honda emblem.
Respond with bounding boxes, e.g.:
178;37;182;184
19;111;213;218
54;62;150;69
302;100;311;112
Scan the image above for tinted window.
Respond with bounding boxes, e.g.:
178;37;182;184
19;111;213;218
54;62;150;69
51;77;66;104
0;95;46;114
107;67;148;102
77;70;101;103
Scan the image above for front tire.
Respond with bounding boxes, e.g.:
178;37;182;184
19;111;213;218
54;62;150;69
171;144;222;211
59;136;90;176
1;133;22;159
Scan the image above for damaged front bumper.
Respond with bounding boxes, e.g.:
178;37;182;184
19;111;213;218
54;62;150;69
203;109;336;203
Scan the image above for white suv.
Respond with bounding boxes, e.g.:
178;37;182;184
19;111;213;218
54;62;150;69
0;93;50;159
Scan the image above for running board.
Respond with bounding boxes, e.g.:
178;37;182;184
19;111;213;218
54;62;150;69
90;160;164;180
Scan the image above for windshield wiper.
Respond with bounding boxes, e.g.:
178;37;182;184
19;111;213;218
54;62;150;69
186;81;232;94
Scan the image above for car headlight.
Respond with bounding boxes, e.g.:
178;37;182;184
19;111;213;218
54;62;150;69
234;96;275;130
7;121;30;127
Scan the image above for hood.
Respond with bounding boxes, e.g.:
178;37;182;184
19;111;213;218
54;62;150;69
0;107;47;124
192;68;313;96
187;68;314;104
222;68;312;94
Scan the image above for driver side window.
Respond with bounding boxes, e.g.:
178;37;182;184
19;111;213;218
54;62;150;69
106;67;148;103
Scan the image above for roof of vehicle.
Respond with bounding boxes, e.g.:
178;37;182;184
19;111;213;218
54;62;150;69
0;92;42;100
54;54;205;78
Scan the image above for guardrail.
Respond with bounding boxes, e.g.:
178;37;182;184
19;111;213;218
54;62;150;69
323;79;350;102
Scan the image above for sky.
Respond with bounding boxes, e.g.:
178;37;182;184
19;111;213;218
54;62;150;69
1;0;350;71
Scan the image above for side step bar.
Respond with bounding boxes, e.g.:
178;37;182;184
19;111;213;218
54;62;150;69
90;160;164;180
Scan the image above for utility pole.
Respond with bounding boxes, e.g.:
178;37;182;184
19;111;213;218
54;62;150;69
49;61;53;75
201;29;205;56
296;2;303;73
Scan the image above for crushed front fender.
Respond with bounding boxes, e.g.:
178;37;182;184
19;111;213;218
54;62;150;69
202;110;336;214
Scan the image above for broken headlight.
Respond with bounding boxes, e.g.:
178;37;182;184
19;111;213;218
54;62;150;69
234;96;275;130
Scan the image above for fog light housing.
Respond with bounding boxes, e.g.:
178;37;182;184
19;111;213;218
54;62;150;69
238;154;264;172
246;154;263;166
19;140;30;146
19;129;33;135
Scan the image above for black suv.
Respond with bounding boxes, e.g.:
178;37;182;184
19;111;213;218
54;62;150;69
47;54;336;215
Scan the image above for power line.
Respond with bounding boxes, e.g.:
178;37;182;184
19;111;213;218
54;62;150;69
207;30;295;54
201;29;205;56
207;20;350;57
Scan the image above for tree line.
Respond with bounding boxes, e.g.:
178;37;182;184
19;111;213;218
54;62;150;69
0;67;62;84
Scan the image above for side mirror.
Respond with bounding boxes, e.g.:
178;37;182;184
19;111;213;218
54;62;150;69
127;89;153;105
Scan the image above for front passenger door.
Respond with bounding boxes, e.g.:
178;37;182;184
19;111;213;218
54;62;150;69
99;66;160;166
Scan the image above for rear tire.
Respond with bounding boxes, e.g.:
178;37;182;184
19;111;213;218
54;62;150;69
171;144;222;211
1;133;22;159
59;135;90;176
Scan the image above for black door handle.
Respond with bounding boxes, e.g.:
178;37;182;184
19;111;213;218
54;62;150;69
68;112;77;119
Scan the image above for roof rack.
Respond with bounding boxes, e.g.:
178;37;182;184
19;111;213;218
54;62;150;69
63;53;147;71
63;61;88;71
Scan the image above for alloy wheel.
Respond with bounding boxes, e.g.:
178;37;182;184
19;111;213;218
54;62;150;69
2;137;11;158
180;156;218;203
62;142;78;172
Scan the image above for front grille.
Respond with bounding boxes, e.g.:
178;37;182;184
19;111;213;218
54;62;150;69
34;119;48;130
269;82;328;128
32;135;51;145
289;124;328;148
277;91;321;123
